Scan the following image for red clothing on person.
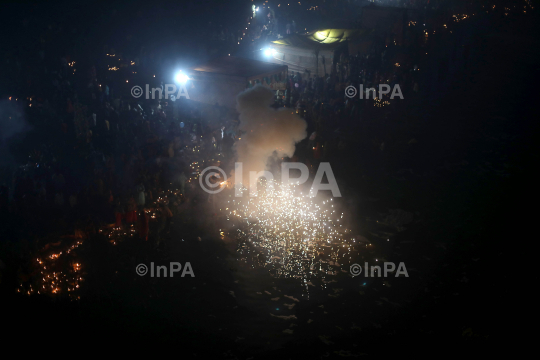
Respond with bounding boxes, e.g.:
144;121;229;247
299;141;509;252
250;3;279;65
313;142;322;159
115;212;123;227
125;210;137;223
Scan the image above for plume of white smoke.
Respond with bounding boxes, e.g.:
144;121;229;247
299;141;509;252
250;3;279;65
232;85;307;189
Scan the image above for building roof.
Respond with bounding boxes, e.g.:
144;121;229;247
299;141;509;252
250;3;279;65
272;29;373;51
191;56;287;79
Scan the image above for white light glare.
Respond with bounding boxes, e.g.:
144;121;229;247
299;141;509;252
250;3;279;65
263;48;275;57
175;71;189;84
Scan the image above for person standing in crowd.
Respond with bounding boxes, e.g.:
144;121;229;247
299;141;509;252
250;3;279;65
136;183;145;209
161;201;173;234
138;207;149;241
125;196;137;224
218;126;225;152
179;172;187;194
114;198;124;228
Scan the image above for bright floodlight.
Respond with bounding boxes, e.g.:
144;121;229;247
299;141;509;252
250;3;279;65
263;48;273;57
175;72;189;84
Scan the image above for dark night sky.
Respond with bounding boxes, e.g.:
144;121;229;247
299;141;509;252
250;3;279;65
0;0;248;58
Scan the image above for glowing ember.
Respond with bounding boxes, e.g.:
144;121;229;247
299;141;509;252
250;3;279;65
224;180;356;281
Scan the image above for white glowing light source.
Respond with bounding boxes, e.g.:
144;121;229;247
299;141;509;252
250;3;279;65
263;48;276;57
175;72;189;84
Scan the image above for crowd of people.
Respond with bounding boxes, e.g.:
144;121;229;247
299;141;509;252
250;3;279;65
0;0;504;295
0;2;451;250
2;50;246;259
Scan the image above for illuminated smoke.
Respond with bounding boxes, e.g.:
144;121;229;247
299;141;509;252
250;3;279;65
233;85;307;188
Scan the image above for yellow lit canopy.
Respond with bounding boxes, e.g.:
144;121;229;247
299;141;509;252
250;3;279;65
272;29;372;50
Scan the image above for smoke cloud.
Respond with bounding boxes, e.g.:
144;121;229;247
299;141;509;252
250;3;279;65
233;85;307;187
